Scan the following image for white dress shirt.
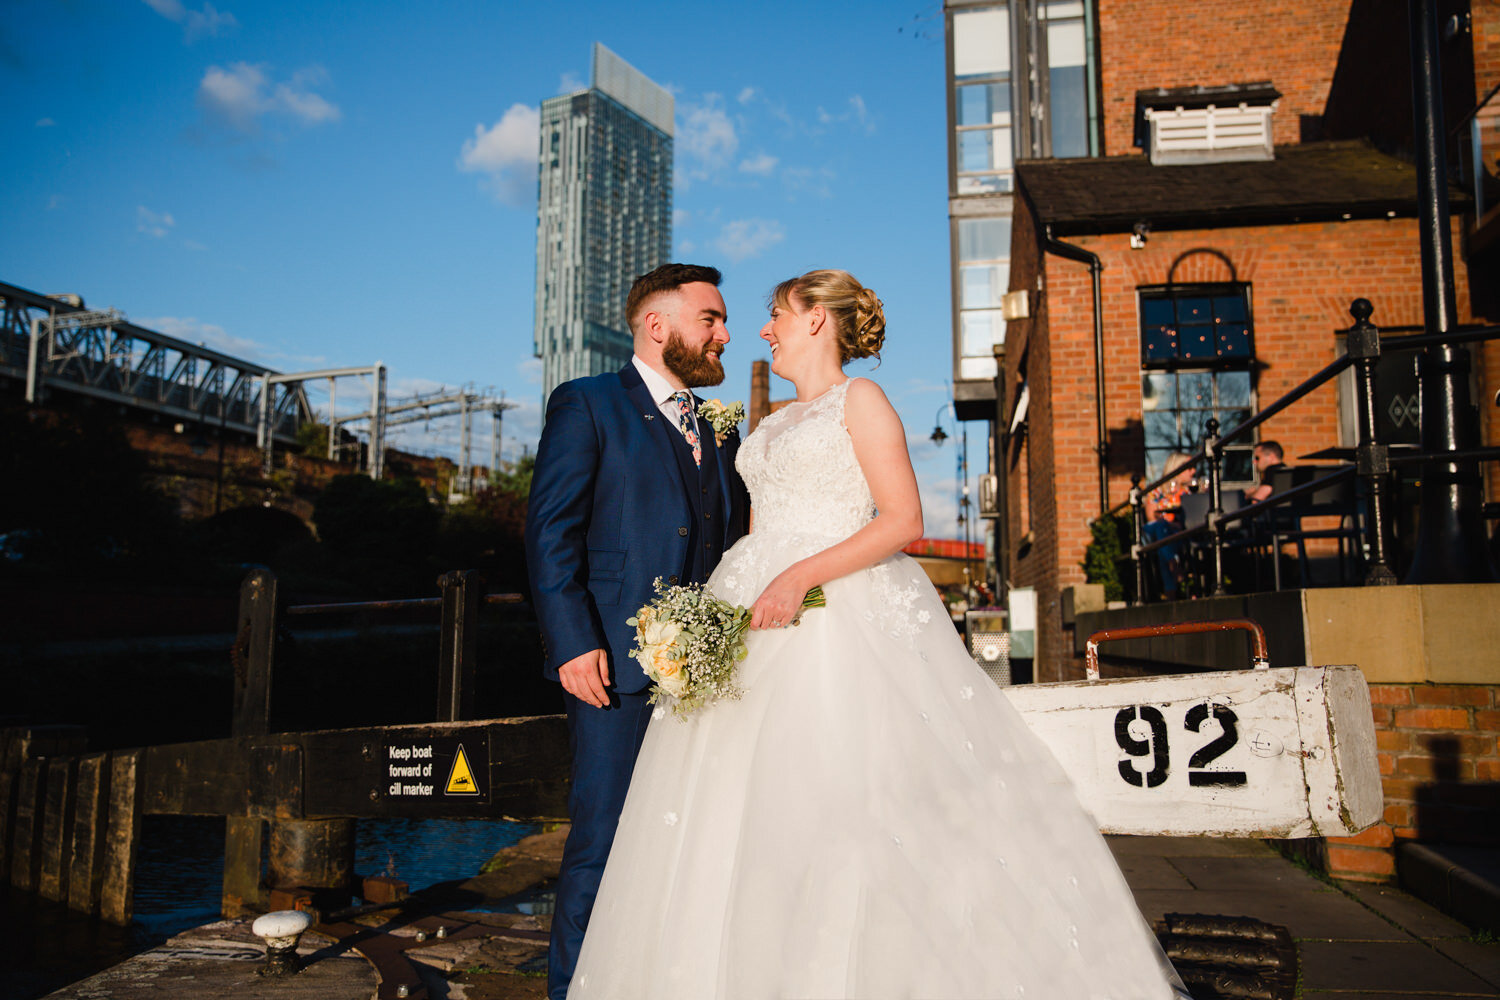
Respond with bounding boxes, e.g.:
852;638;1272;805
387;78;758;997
632;355;700;437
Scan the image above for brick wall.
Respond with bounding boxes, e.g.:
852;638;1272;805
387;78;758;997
1096;0;1351;155
1324;682;1500;880
1475;0;1500;98
1008;209;1479;682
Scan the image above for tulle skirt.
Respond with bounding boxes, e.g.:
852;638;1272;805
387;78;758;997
568;530;1186;1000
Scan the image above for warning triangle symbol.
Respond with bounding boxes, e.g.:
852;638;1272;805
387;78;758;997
445;744;479;796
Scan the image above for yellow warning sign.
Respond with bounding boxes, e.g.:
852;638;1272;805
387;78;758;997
445;743;479;795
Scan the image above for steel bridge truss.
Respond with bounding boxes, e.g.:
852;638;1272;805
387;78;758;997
336;386;513;495
1;279;311;444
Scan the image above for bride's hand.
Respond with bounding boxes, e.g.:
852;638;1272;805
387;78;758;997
749;565;812;630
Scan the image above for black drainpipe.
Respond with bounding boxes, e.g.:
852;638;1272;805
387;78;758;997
1042;225;1109;514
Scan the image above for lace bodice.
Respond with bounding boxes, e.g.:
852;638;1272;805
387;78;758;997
736;379;876;542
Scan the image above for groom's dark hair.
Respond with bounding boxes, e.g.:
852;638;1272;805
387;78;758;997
626;263;722;333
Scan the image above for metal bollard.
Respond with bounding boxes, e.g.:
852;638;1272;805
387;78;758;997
252;909;312;976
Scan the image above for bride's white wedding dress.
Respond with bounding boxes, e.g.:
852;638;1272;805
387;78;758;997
568;379;1187;999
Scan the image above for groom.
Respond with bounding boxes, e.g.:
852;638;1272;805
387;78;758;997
526;263;750;1000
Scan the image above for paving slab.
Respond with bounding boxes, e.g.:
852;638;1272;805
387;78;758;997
1114;853;1197;891
1166;854;1330;893
1129;887;1405;942
1427;938;1500;994
1341;880;1477;941
1297;939;1500;995
1106;835;1276;858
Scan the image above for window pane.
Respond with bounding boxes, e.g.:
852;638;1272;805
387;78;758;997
957;173;1010;193
962;263;1008;308
1143;411;1179;452
958;217;1011;261
958;83;1011;126
962;309;1006;354
1216;323;1250;359
1179;321;1217;361
953;7;1010;79
1142;372;1176;411
1178;372;1213;409
1177;297;1213;324
1217;370;1251;408
1213;295;1247;322
960;355;999;380
960;130;994;173
1217;408;1252;434
1046;17;1086;67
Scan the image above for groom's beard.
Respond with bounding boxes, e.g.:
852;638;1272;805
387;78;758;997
663;328;726;388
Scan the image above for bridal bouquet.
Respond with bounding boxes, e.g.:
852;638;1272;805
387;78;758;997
629;578;826;718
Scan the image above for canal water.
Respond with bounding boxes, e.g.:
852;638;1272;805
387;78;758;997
0;814;541;999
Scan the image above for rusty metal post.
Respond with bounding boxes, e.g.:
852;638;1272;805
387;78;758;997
1129;475;1147;606
1203;418;1227;596
437;570;481;723
268;818;355;910
1346;300;1399;584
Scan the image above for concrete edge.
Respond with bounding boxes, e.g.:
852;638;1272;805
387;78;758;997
1397;842;1500;934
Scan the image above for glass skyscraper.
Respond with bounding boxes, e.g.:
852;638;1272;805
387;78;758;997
534;43;674;404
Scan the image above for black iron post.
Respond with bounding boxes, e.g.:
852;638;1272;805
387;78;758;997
1129;474;1147;606
437;570;480;722
225;568;276;917
1404;0;1499;583
1203;418;1227;595
1346;300;1399;584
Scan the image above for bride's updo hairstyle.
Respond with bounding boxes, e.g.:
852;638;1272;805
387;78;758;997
770;269;886;364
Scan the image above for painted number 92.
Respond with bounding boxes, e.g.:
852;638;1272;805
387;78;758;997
1114;703;1248;788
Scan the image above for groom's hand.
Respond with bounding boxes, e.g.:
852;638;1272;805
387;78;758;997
559;648;612;708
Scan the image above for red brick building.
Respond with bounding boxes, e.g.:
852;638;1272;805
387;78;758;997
954;0;1500;881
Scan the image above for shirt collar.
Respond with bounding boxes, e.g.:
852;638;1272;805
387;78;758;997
632;355;687;407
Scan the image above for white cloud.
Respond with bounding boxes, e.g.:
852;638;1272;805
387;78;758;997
140;315;325;366
558;71;585;93
35;117;55;127
714;219;784;263
678;94;737;179
677;239;696;254
137;206;175;238
816;95;876;134
198;62;340;132
737;86;757;105
46;194;64;211
457;103;540;206
738;152;778;176
672;208;692;228
783;165;836;198
517;357;543;386
143;0;238;42
142;315;263;358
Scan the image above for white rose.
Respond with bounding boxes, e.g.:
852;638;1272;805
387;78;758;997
643;619;681;648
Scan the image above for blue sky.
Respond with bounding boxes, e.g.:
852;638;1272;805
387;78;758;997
1;0;984;537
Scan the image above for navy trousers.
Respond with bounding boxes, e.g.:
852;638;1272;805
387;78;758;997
548;689;654;1000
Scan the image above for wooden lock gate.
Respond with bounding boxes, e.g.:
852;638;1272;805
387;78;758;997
1;572;1383;927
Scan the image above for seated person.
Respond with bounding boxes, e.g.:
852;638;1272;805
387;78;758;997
1142;453;1196;599
1247;440;1284;503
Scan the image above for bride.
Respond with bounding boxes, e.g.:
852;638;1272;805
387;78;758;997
567;269;1188;999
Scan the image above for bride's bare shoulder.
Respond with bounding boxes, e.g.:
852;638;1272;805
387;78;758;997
844;377;897;417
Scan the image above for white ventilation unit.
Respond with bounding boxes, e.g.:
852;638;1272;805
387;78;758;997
1145;102;1276;165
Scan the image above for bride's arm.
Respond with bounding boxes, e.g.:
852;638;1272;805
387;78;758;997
748;378;924;629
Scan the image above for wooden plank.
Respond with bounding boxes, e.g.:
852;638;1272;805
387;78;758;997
100;751;142;926
10;760;44;891
67;753;111;915
0;768;16;881
221;816;265;918
141;738;248;816
1002;664;1382;838
233;568;277;738
38;756;78;901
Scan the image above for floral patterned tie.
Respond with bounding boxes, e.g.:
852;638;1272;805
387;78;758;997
672;390;701;467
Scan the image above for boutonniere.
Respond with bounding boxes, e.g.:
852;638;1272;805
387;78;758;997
697;399;745;446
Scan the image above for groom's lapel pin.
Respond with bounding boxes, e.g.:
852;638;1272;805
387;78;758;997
643;413;656;421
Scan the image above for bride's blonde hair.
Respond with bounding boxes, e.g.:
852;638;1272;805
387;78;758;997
770;269;886;364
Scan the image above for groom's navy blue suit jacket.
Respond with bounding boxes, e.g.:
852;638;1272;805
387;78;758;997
526;363;750;693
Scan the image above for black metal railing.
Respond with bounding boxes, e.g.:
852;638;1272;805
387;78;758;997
1105;299;1500;604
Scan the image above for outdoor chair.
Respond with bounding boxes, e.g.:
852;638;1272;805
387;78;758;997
1266;466;1364;589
